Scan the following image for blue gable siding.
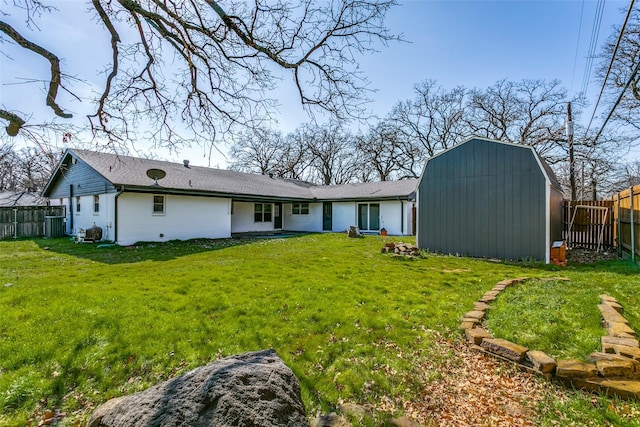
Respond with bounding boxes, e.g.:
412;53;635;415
45;154;116;199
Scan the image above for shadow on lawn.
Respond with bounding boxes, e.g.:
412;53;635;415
33;235;304;265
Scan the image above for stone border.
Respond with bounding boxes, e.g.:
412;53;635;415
460;278;640;400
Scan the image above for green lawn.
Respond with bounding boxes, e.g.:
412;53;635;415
0;234;639;426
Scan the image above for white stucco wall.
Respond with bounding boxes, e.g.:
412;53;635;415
378;200;404;235
331;202;356;233
283;202;323;232
117;193;231;245
231;201;276;233
62;193;116;240
402;201;416;236
330;200;412;235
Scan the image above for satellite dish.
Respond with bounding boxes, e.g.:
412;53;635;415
146;168;166;186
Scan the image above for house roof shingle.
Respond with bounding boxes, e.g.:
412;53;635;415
58;149;417;201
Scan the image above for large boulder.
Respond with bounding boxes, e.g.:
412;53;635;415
88;349;310;427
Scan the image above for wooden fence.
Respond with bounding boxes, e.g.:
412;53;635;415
563;200;615;250
613;185;640;261
0;206;66;240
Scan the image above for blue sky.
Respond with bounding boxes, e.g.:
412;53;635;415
0;0;631;165
357;0;625;122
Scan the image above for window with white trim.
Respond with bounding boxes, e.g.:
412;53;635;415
254;203;272;222
153;195;165;214
76;196;81;214
93;195;100;213
292;203;309;215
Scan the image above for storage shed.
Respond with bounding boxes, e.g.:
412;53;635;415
416;137;564;262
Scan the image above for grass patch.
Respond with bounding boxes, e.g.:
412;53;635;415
0;234;639;425
485;279;604;359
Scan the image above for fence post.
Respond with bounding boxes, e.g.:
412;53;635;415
13;208;18;239
631;186;636;264
616;193;621;257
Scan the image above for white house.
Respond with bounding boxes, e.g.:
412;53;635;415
42;149;417;245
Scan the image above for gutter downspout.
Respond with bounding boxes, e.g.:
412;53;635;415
114;186;125;244
399;198;404;236
69;184;74;234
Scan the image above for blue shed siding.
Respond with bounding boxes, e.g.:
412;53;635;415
46;155;116;199
417;138;551;261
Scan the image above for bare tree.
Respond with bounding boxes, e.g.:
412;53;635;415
0;0;399;151
389;80;468;161
355;120;404;181
304;122;358;185
618;160;640;188
228;128;286;175
228;126;314;180
0;142;57;191
277;129;314;181
466;79;567;158
16;146;57;190
595;4;640;139
0;141;18;191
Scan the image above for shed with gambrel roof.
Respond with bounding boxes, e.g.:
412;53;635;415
416;137;564;262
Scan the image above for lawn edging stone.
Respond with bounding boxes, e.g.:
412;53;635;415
460;279;640;401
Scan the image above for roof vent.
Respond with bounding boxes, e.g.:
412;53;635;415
183;160;190;168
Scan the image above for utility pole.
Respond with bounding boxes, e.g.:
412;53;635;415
566;102;576;201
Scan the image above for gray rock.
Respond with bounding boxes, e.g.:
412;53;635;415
88;349;309;427
338;402;374;417
348;226;363;238
309;413;351;427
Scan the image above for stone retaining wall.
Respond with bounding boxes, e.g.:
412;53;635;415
461;278;640;400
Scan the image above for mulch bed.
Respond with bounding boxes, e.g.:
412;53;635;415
377;333;640;426
395;335;551;426
566;248;620;264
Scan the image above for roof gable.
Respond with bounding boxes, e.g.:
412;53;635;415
42;150;117;198
419;136;563;193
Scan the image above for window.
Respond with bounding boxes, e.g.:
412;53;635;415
292;203;309;215
76;196;81;213
254;203;272;222
93;195;100;213
153;195;165;214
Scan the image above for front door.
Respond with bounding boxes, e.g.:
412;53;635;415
274;202;282;229
323;202;332;231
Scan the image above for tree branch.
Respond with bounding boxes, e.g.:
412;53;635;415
0;109;26;136
0;20;72;122
88;0;121;134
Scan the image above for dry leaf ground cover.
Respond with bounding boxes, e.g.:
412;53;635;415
393;333;640;427
0;234;639;426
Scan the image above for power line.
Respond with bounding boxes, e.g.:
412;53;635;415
592;58;640;144
580;0;606;97
584;0;636;137
570;0;586;95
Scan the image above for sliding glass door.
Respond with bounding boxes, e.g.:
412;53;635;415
357;203;380;231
